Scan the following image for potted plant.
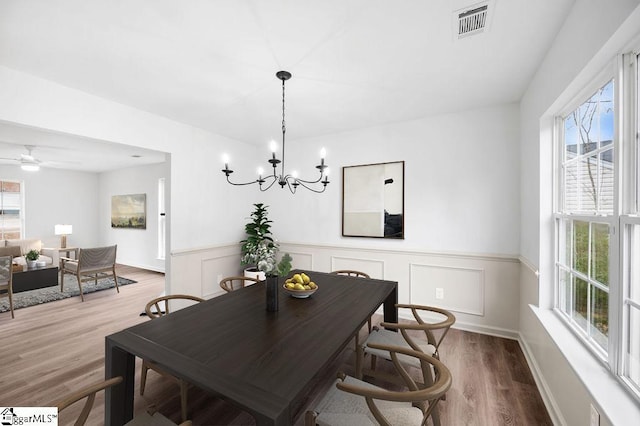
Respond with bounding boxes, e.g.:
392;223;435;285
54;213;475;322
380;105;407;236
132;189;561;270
241;203;277;281
25;249;39;268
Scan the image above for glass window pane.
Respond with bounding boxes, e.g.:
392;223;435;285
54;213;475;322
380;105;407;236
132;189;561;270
574;221;589;276
564;116;579;152
598;80;615;147
562;79;615;215
591;285;609;350
573;277;589;332
558;219;571;266
564;162;578;211
591;223;609;286
558;268;571;314
598;149;614;213
580;154;598;211
630;224;640;301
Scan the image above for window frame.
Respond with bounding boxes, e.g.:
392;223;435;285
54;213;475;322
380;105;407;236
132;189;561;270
618;49;640;396
553;48;640;400
0;179;25;240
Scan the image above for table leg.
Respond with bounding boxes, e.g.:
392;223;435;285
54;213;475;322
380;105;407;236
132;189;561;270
105;338;135;425
383;284;398;323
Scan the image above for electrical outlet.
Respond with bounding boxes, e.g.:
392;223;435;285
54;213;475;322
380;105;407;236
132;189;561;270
435;288;444;300
589;404;600;426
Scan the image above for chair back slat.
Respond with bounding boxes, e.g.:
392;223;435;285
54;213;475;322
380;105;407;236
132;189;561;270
330;269;371;279
219;276;260;293
145;294;205;319
78;245;117;270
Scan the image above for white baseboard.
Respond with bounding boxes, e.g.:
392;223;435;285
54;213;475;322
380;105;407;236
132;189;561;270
395;310;519;340
450;321;519;340
118;261;165;274
517;333;566;426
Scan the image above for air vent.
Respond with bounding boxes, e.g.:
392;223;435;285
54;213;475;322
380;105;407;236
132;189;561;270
453;2;492;39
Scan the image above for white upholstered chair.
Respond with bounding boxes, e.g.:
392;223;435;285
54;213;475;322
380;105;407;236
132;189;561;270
60;245;118;302
305;343;452;426
0;255;14;318
356;304;455;389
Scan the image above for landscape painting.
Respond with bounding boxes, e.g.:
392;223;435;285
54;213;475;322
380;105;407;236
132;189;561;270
111;194;146;229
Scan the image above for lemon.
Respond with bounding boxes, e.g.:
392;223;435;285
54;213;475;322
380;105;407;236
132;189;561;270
285;283;295;289
301;273;310;284
309;282;317;289
293;283;305;290
292;274;303;284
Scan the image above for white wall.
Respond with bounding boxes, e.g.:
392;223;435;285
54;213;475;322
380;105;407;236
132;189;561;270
0;164;99;248
168;103;524;338
99;162;168;272
0;65;254;292
519;1;640;425
267;103;521;256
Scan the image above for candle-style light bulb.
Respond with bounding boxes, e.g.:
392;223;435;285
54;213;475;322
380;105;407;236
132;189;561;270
270;140;277;159
257;167;264;177
222;154;230;169
292;170;298;179
320;147;326;166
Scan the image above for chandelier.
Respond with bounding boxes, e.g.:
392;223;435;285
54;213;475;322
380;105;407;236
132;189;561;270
222;71;329;193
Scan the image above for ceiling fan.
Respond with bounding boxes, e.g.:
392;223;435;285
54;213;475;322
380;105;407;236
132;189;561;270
0;145;42;171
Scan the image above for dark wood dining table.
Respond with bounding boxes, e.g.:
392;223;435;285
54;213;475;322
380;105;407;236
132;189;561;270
104;270;398;425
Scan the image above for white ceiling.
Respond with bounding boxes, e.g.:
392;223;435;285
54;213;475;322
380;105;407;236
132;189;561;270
0;0;575;171
0;121;167;172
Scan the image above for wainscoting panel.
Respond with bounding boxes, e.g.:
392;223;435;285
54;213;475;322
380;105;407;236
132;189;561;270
288;251;313;271
410;263;485;316
171;244;242;299
330;256;385;279
201;254;239;298
174;242;520;338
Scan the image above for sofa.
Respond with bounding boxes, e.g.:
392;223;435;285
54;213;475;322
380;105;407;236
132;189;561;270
0;239;56;267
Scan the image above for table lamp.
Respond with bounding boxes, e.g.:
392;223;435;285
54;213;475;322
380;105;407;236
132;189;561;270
54;224;72;248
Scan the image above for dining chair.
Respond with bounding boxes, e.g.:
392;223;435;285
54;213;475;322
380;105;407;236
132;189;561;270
52;375;192;426
219;275;260;292
305;343;452;426
60;245;118;301
356;303;455;388
0;255;15;318
330;270;373;331
141;294;205;423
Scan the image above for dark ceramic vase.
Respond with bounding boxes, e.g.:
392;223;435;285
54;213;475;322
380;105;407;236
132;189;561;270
266;274;279;312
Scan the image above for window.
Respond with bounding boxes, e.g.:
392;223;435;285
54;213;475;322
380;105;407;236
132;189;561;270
557;79;614;355
158;178;166;260
0;180;23;240
555;51;640;398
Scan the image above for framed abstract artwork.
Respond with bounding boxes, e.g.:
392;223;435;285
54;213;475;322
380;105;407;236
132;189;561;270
342;161;404;238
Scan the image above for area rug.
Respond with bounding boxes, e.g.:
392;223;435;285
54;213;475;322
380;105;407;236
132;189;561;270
0;276;137;312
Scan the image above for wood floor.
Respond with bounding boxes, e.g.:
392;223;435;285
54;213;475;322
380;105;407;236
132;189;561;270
0;265;552;425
